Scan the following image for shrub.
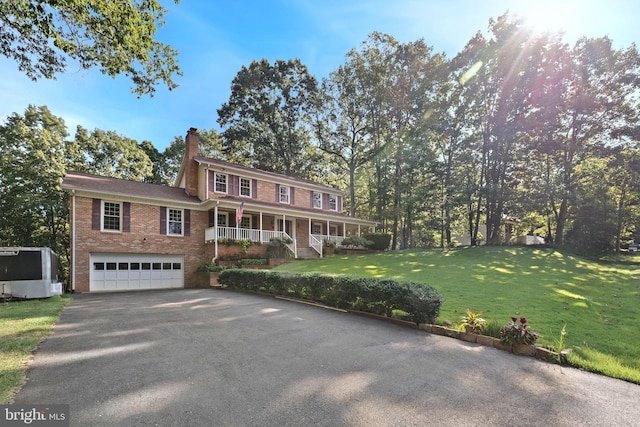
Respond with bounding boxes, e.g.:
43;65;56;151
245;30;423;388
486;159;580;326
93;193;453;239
218;270;442;324
196;263;237;272
323;239;337;248
341;236;374;249
363;233;391;250
238;258;268;266
267;236;294;258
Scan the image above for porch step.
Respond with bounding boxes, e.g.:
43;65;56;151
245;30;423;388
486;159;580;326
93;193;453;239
296;247;320;259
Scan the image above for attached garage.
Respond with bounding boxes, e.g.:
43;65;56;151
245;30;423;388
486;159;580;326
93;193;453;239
90;253;184;292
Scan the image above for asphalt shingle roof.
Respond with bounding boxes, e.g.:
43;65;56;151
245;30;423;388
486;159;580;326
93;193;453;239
61;171;200;204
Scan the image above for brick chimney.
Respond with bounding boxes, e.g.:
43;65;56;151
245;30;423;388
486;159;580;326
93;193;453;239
184;127;199;197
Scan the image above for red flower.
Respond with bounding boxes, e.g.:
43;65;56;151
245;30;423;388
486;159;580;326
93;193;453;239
511;317;517;322
520;317;527;324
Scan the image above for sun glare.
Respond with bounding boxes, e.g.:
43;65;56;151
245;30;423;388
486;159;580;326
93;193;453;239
513;1;593;39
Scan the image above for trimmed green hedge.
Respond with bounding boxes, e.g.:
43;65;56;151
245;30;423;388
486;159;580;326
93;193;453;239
363;233;392;250
218;269;442;324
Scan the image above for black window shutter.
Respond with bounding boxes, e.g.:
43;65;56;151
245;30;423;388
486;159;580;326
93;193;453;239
92;198;101;230
291;187;295;205
184;209;191;236
252;179;258;199
208;209;215;227
276;184;280;202
160;207;167;235
323;193;329;210
338;196;343;212
123;202;131;232
310;190;314;207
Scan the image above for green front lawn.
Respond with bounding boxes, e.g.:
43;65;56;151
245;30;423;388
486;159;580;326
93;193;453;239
0;295;71;403
276;246;640;384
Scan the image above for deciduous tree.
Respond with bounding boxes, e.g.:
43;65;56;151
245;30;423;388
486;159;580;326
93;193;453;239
217;58;320;178
0;0;181;96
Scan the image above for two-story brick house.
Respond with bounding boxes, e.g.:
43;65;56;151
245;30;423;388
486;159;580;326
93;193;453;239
62;128;376;293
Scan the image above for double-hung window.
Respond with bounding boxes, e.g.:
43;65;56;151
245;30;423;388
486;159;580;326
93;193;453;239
313;192;322;209
215;173;228;193
240;177;251;197
168;209;183;236
279;185;290;204
328;194;338;211
217;213;228;227
102;201;122;232
239;216;251;229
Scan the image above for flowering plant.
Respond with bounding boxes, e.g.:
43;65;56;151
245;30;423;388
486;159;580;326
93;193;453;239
499;317;540;346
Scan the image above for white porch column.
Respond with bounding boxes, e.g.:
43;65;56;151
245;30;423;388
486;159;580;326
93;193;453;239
260;212;263;243
357;224;360;236
326;220;330;239
214;203;219;261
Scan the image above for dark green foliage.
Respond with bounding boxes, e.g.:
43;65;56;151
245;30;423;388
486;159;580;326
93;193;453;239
340;236;374;248
363;233;391;250
218;270;442;324
0;0;181;96
267;237;294;258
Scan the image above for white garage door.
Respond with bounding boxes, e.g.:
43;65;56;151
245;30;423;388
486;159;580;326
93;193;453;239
90;253;184;292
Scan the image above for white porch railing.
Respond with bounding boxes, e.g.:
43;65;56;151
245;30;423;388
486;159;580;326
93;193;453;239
205;226;293;244
205;227;297;257
312;234;345;246
309;234;323;257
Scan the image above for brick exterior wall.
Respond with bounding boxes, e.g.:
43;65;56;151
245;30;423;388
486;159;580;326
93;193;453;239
205;169;341;213
71;196;207;292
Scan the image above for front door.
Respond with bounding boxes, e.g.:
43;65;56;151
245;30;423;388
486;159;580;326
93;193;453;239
277;219;293;236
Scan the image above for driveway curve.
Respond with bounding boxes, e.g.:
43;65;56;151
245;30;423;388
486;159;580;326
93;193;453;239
15;289;639;426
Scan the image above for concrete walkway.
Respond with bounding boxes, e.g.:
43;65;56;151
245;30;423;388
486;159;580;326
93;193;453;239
15;289;640;426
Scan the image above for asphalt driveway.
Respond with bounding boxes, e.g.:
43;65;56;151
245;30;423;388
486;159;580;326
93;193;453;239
14;289;640;426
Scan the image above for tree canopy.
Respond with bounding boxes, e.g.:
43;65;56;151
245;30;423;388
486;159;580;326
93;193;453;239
0;0;182;96
3;11;640;260
217;58;320;178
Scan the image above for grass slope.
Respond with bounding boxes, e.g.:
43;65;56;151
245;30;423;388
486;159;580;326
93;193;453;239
275;247;640;383
0;295;71;403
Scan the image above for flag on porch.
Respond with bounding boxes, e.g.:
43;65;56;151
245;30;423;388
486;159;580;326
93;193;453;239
235;201;244;226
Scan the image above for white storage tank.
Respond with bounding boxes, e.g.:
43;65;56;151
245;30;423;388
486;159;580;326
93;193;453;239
0;247;63;298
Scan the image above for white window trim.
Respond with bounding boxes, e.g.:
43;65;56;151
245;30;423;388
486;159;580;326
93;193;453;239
215;172;228;194
328;194;338;211
167;208;184;236
101;200;122;233
313;192;322;209
240;177;252;197
280;185;290;204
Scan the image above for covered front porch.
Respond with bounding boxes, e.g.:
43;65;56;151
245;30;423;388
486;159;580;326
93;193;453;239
204;205;373;259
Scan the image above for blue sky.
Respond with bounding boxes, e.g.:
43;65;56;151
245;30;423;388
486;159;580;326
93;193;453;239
1;0;638;150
